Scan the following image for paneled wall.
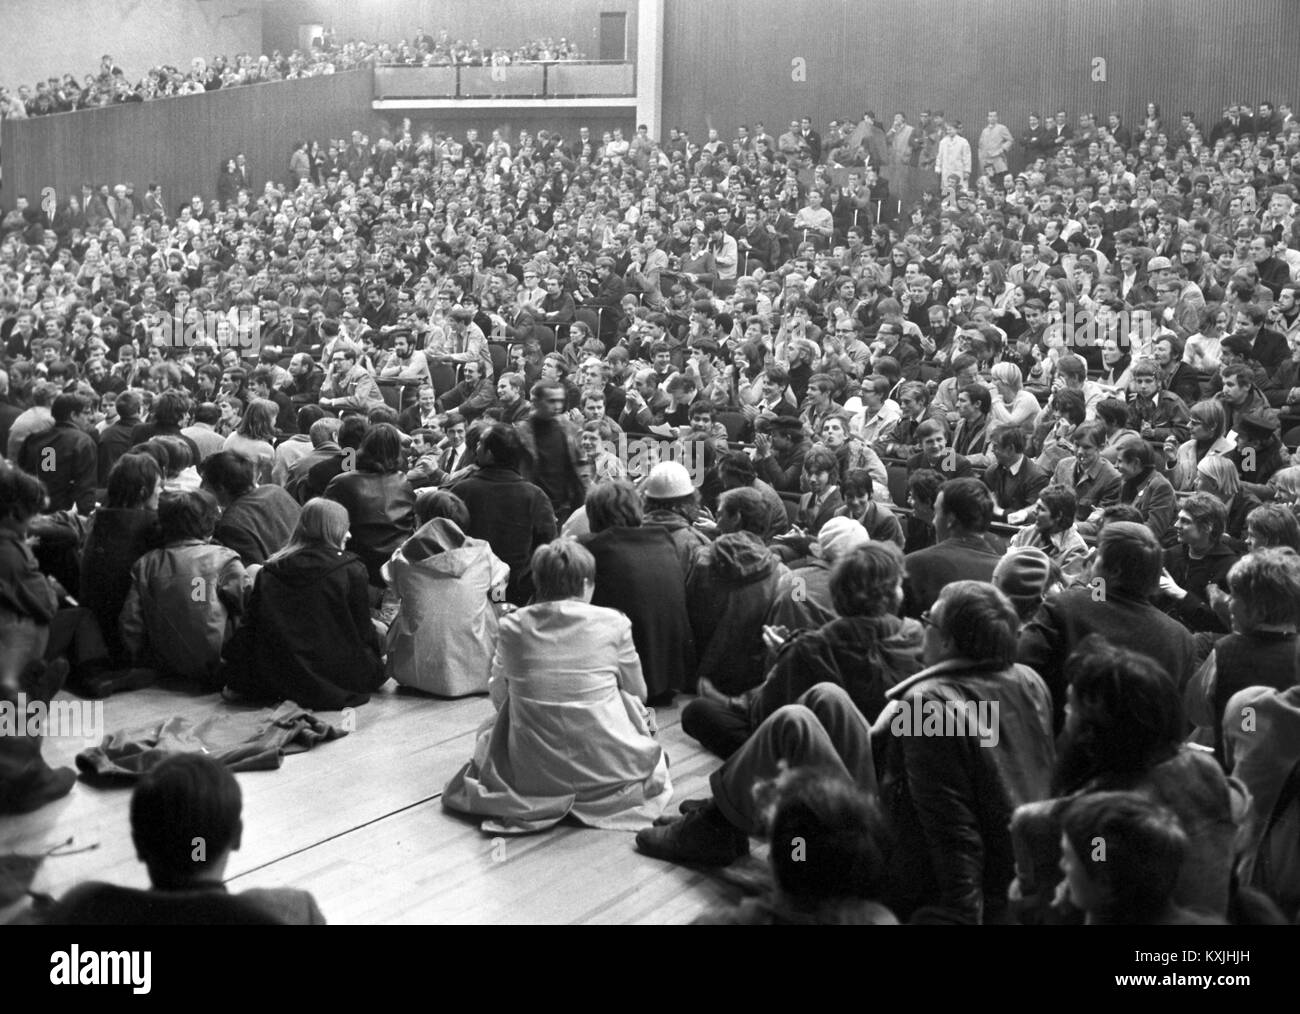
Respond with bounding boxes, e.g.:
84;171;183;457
0;72;377;213
0;0;262;92
660;0;1299;147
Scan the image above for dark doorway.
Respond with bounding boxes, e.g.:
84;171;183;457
599;12;627;61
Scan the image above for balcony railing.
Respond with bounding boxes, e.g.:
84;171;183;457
373;61;635;101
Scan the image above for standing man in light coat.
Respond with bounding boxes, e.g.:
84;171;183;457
935;121;972;192
978;111;1014;177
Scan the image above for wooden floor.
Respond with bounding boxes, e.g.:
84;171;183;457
0;679;760;924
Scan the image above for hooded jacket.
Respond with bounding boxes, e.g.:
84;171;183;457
222;545;385;710
383;518;509;696
748;613;925;728
686;531;793;696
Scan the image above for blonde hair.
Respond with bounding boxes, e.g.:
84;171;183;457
268;498;349;562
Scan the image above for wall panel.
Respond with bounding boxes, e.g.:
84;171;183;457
1;71;377;214
661;0;1299;153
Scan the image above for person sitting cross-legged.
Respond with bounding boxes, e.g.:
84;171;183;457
442;538;672;834
121;489;248;689
383;490;510;698
45;753;325;925
222;498;386;710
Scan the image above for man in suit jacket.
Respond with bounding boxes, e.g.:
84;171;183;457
1018;522;1196;731
902;477;1003;618
984;426;1049;519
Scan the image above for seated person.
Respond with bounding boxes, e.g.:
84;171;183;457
904;419;973;480
903;467;943;553
685;541;924;760
1057;792;1222;925
383;490;509;698
794;445;844;537
442;539;672;833
686;487;793;697
1157;492;1239;635
983;425;1050;520
201;451;301;566
0;465;120;696
46;753;325;924
765;516;871;634
834;468;905;549
1007;484;1091;582
222;498;386;710
1010;639;1240;925
693;768;899;925
121;489;247;689
1114;436;1177;545
1184;548;1300;762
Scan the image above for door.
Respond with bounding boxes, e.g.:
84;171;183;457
599;12;627;61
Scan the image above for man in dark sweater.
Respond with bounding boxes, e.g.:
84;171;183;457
199;452;301;566
1018;521;1196;731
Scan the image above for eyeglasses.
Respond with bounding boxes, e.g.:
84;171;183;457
919;610;937;628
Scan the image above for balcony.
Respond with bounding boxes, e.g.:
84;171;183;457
372;61;637;110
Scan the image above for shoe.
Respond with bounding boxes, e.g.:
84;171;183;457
652;798;711;825
636;802;749;866
19;659;69;704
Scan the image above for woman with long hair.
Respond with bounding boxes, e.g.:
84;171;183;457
223;397;278;483
1195;454;1260;552
223;498;386;709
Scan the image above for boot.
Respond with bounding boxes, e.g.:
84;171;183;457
636;801;750;866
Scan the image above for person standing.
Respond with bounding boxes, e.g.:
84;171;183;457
978;111;1014;177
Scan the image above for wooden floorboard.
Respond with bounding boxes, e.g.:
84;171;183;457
1;680;734;924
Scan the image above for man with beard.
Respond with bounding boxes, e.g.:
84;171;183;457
377;329;431;387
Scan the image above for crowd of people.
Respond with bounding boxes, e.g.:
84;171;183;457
0;29;586;120
2;80;1300;924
